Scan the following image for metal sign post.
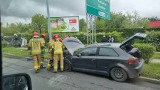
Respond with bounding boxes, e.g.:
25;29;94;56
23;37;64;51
86;14;97;44
86;0;110;45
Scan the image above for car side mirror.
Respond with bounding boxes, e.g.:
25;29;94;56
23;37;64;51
3;73;32;90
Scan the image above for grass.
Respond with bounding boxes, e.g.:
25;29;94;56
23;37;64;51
2;47;28;57
141;63;160;79
2;47;49;58
152;52;160;59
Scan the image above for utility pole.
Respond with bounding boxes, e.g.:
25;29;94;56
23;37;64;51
46;0;51;41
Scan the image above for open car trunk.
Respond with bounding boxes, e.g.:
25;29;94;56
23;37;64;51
120;33;147;58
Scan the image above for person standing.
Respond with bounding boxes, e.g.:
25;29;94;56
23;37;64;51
109;36;114;43
28;32;43;73
39;33;46;68
47;34;64;72
111;36;114;43
47;35;56;71
53;34;64;73
101;35;108;43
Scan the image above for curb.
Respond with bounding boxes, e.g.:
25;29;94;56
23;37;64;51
139;77;160;84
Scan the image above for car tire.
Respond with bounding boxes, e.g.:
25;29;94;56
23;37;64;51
110;67;128;82
64;60;71;72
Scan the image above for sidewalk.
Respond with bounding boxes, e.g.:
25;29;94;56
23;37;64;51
151;59;160;63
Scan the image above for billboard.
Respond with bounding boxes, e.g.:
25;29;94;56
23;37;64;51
50;16;79;32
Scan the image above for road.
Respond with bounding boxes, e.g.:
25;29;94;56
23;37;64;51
3;57;160;90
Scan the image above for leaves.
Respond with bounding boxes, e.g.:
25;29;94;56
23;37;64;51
31;14;47;34
134;43;156;64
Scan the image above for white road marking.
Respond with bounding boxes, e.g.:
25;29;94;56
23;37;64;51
29;69;34;71
48;74;68;88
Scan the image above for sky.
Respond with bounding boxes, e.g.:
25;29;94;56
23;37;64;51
1;0;160;25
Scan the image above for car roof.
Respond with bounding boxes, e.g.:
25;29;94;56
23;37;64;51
87;43;121;48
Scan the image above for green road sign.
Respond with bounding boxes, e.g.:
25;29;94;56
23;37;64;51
86;0;110;20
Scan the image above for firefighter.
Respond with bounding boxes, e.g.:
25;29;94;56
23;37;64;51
28;32;43;73
39;33;46;68
53;34;64;73
47;34;64;72
47;35;56;71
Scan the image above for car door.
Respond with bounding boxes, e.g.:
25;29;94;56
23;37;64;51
72;47;98;70
96;47;119;72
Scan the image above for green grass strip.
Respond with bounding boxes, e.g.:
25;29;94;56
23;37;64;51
141;63;160;79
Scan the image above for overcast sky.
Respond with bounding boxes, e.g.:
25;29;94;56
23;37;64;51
1;0;160;25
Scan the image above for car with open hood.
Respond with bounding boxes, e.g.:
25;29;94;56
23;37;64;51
63;33;147;82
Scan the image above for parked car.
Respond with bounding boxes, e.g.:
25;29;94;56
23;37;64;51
63;33;147;82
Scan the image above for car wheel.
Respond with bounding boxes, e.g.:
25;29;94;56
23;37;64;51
110;67;128;82
64;60;71;72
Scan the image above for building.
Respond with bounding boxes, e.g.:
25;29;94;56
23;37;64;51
149;20;160;28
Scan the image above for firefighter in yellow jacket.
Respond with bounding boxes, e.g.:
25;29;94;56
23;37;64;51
28;32;43;73
47;34;64;72
39;33;46;68
47;35;55;70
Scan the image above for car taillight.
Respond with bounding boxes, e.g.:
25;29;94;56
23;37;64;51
128;58;138;64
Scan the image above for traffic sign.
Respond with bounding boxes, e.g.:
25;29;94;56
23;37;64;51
86;0;110;20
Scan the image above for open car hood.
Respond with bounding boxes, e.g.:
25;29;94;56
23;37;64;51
63;37;85;55
120;33;147;48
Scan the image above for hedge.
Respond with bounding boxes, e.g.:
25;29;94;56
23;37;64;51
2;40;8;48
97;28;160;38
16;31;124;44
145;31;160;51
133;43;156;64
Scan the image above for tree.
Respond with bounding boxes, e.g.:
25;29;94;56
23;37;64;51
96;18;106;31
105;11;149;29
147;17;158;22
31;14;47;34
105;12;127;29
79;19;87;32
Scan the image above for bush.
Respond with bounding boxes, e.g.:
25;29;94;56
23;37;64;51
16;31;123;44
2;40;8;48
134;43;156;64
97;28;160;38
145;31;160;51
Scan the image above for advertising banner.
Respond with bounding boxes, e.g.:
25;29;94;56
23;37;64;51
50;16;79;32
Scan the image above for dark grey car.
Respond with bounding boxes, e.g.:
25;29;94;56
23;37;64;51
63;33;147;82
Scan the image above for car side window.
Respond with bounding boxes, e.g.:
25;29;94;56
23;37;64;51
99;47;118;57
80;47;97;56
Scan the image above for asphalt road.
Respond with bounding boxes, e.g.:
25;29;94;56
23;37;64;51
3;57;160;90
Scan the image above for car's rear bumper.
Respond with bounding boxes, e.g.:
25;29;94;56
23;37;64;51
128;59;144;78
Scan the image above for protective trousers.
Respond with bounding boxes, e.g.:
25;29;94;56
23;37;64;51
54;53;64;72
47;53;53;69
32;54;41;71
40;51;45;66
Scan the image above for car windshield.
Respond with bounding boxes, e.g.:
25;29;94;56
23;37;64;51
1;0;160;90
